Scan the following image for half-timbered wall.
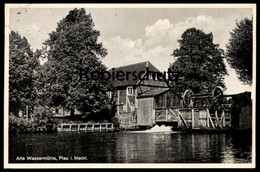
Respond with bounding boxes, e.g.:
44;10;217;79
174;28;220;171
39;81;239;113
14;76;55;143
113;87;137;114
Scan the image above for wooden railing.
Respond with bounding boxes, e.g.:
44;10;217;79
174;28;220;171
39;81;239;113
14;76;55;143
155;107;231;130
57;123;114;132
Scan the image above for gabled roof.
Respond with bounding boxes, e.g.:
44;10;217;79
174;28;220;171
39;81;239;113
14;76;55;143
108;61;161;87
137;88;169;98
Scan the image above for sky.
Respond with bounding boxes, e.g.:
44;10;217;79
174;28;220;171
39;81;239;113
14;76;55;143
7;4;254;95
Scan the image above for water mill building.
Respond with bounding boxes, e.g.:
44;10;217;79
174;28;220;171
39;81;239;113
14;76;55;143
106;61;250;131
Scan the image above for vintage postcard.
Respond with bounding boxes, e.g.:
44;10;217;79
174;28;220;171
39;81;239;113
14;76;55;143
4;3;256;168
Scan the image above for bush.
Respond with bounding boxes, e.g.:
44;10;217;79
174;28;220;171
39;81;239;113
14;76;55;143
9;106;58;133
82;102;117;122
9;113;32;133
32;106;53;120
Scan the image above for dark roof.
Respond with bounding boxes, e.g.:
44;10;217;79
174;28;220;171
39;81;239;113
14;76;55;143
137;88;169;98
108;61;161;87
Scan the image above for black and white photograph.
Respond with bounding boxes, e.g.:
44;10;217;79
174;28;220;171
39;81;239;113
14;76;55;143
4;3;256;168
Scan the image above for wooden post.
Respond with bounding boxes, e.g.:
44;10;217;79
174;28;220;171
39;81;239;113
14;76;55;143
117;90;120;115
207;109;215;129
177;109;182;128
222;111;226;127
166;108;168;122
219;112;223;125
206;109;210;128
78;125;80;132
126;95;128;112
191;108;195;129
61;124;63;131
69;124;72;131
178;111;189;129
215;110;219;127
152;109;155;124
100;124;102;132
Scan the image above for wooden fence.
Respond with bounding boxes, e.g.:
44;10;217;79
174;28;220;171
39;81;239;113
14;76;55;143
57;123;114;132
155;107;231;130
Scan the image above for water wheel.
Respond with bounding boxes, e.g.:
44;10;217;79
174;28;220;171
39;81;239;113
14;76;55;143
212;86;223;105
182;89;194;107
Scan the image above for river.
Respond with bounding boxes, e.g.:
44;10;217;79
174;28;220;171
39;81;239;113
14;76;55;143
9;126;252;163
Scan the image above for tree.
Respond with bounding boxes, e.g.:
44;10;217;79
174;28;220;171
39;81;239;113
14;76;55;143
40;8;110;119
169;28;227;94
226;18;253;85
9;31;40;116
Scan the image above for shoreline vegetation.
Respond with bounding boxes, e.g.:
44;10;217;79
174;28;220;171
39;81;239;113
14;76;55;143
9;116;121;134
9;114;58;133
9;106;120;134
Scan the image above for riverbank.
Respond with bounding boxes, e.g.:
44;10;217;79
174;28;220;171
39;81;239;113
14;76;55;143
9;114;120;134
10;113;252;134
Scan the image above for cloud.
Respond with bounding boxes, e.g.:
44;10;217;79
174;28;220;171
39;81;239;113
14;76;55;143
103;15;224;71
144;19;174;48
102;36;173;71
102;36;144;66
143;15;227;50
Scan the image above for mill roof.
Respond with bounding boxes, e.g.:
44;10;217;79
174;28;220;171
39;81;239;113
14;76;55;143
108;61;161;87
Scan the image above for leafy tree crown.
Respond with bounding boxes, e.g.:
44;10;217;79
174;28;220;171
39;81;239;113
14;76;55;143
9;31;39;115
39;8;110;119
226;17;252;85
170;28;227;94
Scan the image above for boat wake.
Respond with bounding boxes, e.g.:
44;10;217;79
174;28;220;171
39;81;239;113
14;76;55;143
124;125;177;133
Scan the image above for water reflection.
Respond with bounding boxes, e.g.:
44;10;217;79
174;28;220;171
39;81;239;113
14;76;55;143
9;131;251;163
